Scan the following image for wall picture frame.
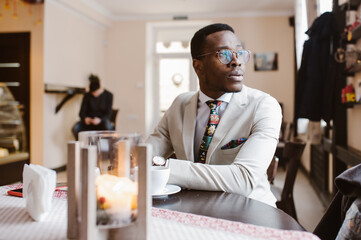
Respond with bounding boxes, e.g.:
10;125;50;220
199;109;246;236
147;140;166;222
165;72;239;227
254;52;278;71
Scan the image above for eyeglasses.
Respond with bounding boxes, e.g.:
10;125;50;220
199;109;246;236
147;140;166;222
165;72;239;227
197;49;251;64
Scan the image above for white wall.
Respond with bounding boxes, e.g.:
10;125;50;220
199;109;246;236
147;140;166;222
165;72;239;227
105;21;147;136
42;0;109;168
223;17;294;122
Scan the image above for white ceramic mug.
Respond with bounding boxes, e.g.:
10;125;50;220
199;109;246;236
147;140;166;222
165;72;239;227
151;166;170;195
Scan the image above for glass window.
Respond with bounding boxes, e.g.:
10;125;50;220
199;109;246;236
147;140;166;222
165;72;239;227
159;58;190;113
295;0;309;69
319;0;333;15
156;41;190;54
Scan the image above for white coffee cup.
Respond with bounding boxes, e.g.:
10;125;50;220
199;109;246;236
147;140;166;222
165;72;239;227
151;166;170;195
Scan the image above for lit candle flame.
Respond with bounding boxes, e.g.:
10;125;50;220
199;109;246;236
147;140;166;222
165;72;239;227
95;174;138;210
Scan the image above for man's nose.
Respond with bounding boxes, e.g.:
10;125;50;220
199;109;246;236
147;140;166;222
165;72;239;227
230;52;242;66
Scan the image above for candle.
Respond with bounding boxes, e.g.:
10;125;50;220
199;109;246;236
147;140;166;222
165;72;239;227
95;174;138;227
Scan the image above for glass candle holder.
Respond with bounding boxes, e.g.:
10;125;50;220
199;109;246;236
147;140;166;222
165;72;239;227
79;131;142;229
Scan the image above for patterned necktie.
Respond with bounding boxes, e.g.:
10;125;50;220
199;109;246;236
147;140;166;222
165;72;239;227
196;100;222;163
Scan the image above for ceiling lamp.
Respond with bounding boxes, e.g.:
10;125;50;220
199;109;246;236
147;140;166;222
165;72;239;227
21;0;44;4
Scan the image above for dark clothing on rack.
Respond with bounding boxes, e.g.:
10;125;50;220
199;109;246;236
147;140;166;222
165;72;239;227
314;164;361;239
72;89;114;139
295;12;338;122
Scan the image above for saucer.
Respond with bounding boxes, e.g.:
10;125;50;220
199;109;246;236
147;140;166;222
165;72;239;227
152;184;181;198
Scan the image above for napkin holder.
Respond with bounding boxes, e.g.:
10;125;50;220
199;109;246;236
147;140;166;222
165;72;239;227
67;141;151;240
22;164;56;222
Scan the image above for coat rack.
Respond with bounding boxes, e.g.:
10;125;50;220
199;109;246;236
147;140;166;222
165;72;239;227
44;84;86;113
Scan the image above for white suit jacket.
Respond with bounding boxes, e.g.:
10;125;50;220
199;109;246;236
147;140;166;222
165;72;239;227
146;85;282;206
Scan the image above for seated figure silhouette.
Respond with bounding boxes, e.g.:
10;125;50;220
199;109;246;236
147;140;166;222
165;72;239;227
72;74;114;140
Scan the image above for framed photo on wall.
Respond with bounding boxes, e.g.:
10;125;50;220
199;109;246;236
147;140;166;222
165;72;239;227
254;52;278;71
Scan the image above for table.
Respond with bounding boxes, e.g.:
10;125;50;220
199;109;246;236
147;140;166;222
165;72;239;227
0;184;319;240
153;189;304;231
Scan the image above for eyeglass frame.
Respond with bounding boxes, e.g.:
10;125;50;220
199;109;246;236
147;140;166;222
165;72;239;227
196;49;251;64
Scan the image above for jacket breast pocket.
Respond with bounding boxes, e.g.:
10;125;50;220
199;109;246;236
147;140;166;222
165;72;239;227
220;143;244;155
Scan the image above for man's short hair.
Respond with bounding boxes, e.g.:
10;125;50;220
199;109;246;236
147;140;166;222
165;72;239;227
89;74;100;92
190;23;235;60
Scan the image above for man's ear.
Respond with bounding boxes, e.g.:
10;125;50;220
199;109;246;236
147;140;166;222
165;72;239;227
193;59;203;76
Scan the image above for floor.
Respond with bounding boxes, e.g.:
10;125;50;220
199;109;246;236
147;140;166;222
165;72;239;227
271;167;326;232
56;166;326;232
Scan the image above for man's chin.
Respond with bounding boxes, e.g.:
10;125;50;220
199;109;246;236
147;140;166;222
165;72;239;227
226;83;243;93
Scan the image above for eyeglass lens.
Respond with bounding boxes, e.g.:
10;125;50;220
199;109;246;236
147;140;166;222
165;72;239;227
218;50;250;64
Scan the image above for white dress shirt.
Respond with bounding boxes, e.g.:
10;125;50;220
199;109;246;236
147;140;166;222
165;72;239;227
194;91;233;161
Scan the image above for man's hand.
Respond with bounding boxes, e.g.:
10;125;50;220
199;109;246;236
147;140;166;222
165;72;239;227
92;117;101;125
84;117;92;125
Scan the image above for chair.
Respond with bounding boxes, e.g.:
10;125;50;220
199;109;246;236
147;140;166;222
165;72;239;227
267;156;279;184
275;121;294;169
110;108;119;129
280;121;294;143
276;138;306;221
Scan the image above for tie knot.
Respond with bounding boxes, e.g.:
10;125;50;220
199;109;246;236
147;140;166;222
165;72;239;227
206;100;221;110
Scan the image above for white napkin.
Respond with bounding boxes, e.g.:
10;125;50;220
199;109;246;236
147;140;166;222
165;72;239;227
22;164;56;221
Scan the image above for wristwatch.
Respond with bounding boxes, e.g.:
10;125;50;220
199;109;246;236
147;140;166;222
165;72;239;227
152;156;167;166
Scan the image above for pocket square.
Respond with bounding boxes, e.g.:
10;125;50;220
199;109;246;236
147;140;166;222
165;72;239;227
221;138;247;150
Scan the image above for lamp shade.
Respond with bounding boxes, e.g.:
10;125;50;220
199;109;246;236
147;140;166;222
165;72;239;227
21;0;44;4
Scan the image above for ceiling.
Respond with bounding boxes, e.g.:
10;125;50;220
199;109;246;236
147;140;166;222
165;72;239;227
87;0;295;21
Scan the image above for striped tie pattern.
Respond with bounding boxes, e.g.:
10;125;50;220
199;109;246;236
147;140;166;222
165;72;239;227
196;100;222;163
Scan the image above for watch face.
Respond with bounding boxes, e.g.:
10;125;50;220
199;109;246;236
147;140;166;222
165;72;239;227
153;156;166;166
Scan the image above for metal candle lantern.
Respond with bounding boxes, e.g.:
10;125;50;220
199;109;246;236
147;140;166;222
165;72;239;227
67;131;151;240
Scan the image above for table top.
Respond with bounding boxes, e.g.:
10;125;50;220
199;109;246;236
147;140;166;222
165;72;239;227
0;184;319;240
153;189;305;231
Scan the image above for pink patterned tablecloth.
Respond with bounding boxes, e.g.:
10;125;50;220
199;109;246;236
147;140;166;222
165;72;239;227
152;208;319;240
0;184;320;240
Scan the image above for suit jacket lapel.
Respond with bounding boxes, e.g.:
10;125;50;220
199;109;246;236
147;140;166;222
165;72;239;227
206;86;249;164
183;92;198;162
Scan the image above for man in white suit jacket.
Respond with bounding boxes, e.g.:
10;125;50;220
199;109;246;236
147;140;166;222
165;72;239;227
146;23;282;207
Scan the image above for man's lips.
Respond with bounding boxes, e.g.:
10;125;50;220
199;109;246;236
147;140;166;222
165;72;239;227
228;71;244;80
